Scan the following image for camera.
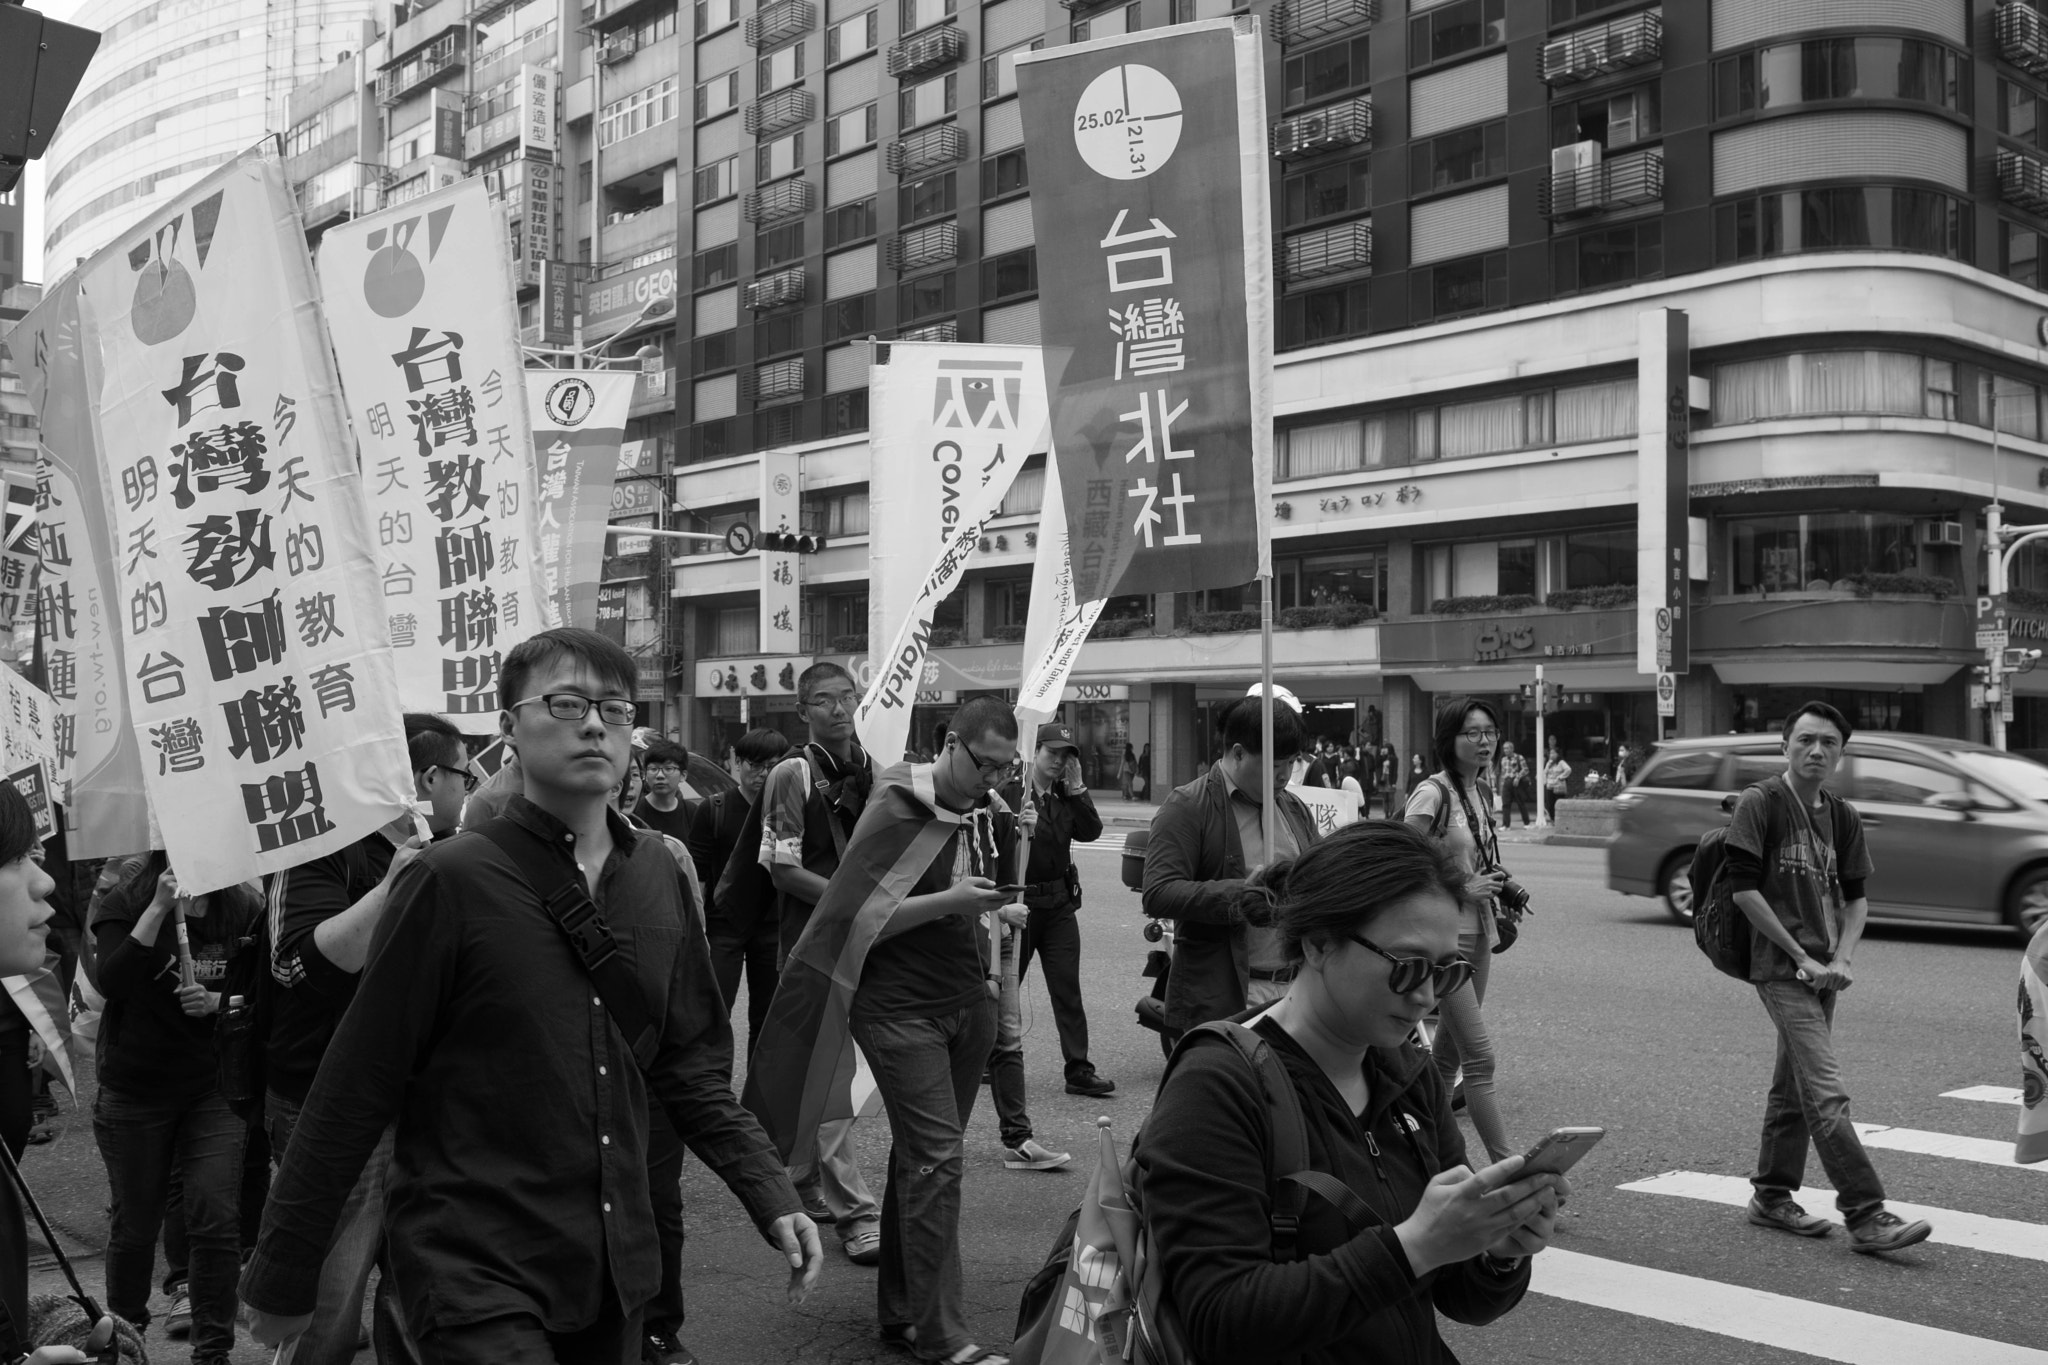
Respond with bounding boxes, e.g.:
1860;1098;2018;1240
1495;875;1532;918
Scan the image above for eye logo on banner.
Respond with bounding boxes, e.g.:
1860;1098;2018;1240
362;207;457;318
1073;65;1183;180
932;359;1023;430
126;191;225;344
542;376;596;426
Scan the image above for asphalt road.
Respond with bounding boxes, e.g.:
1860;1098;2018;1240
19;838;2042;1363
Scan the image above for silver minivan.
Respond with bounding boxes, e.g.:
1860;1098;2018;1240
1605;732;2048;942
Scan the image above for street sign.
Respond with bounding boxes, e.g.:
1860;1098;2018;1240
1655;672;1676;718
1979;629;2011;650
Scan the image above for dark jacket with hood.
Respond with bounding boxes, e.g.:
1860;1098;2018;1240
1136;1014;1531;1364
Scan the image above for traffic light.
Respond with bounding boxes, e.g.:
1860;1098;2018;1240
757;529;827;554
1518;681;1564;712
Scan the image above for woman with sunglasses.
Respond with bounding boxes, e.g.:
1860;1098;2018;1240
1137;821;1561;1364
1404;696;1516;1166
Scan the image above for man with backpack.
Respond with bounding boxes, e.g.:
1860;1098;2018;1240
1721;701;1931;1254
690;728;793;1058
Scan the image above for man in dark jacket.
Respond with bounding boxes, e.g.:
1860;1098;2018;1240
688;727;792;1056
1142;695;1320;1034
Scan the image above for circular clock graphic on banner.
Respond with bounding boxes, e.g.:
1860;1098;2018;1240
1073;65;1183;180
543;377;597;426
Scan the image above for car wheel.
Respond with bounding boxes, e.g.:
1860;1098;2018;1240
2007;866;2048;944
1658;850;1697;926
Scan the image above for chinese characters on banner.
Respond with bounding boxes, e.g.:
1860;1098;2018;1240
1015;19;1275;601
317;177;546;717
74;146;413;893
525;370;637;630
0;669;56;796
1014;456;1107;740
0;540;33;639
5;276;154;856
761;450;801;656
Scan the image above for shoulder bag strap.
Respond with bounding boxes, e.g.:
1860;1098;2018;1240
1422;776;1452;840
804;745;851;862
474;818;662;1072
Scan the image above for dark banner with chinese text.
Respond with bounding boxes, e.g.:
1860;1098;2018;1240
1015;19;1274;602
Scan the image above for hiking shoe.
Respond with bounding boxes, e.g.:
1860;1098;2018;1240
644;1326;699;1365
1849;1210;1932;1255
1064;1071;1116;1098
799;1192;832;1222
1003;1139;1072;1171
1746;1197;1831;1237
843;1228;883;1265
164;1286;191;1339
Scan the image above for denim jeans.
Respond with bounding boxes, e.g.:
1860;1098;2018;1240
93;1085;247;1363
162;1115;267;1294
987;927;1033;1149
1431;933;1512;1164
788;1115;881;1239
1015;906;1093;1080
1752;980;1887;1225
268;1089;411;1365
852;998;998;1360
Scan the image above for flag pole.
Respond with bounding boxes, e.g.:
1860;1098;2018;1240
1260;571;1275;869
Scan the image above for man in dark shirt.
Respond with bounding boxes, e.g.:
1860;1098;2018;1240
243;628;819;1363
260;713;468;1365
1725;700;1929;1256
633;739;696;843
689;727;791;1056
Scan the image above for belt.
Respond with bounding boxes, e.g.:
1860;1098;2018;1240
1247;965;1298;983
1025;877;1067;898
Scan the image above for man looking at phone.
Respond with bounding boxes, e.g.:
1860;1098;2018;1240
1724;700;1931;1254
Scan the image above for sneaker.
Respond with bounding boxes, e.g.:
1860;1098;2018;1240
843;1227;883;1265
1064;1071;1116;1098
643;1326;699;1365
1745;1196;1831;1238
1003;1139;1073;1171
1848;1210;1932;1255
164;1286;191;1340
799;1192;832;1223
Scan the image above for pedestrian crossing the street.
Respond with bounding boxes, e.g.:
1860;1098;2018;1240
1510;1085;2046;1364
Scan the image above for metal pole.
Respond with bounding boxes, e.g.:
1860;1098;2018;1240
1260;571;1275;869
1533;663;1548;829
1990;497;2007;752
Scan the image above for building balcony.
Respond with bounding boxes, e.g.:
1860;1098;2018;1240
886;122;968;176
745;267;807;310
1282;219;1371;282
1538;9;1661;86
596;31;640;64
887;23;966;78
1270;95;1370;161
746;0;814;49
2000;146;2048;217
377;36;464;103
382;2;466;71
1539;148;1663;219
901;320;959;342
746;87;814;137
743;176;813;224
745;357;807;403
2000;2;2048;79
300;167;383;230
885;219;959;272
1271;0;1376;46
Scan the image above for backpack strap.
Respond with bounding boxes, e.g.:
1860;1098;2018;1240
802;744;854;863
1421;776;1452;840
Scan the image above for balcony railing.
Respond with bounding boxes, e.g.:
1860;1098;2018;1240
887;23;966;78
1539;9;1661;85
744;267;808;310
885;220;959;271
1270;95;1371;160
886;121;968;175
745;357;807;403
1282;219;1371;282
746;0;814;49
746;87;814;136
743;176;814;223
1270;0;1375;46
2001;146;2048;216
1538;148;1663;219
377;37;463;103
900;320;959;343
2001;2;2048;78
596;32;639;63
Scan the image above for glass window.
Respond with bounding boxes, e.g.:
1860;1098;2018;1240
982;148;1028;199
2004;222;2044;292
599;76;682;147
900;270;956;319
1983;373;2044;441
758;131;804;181
693;156;739;205
982;38;1044;101
998;462;1045;516
1410;0;1505;67
826;198;876;248
2002;78;2044;147
982;248;1037;302
692;330;736;374
1640;750;1723;790
758;41;806;92
1283;35;1369;109
1279;417;1385;479
696;0;737;35
1711;352;1935;425
826;105;877;156
1283;154;1370;228
696;71;740;121
899;72;958;128
1072;2;1141;42
1553;378;1636;443
901;0;957;35
1295;550;1388;612
757;222;805;268
713;604;759;654
1552;222;1662;295
1714;38;1965;117
1563;527;1635;588
1410;121;1507;194
826;292;874;339
1280;280;1371;350
1713;189;1969;265
1925;358;1958;419
1843;754;1962;805
827;11;878;63
1726;513;1922;593
899;171;956;224
1497;538;1537;596
1551;83;1661;150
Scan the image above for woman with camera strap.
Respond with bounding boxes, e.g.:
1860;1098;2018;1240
1403;696;1518;1166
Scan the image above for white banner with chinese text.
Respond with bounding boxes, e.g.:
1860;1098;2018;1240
75;146;413;894
1014;456;1105;740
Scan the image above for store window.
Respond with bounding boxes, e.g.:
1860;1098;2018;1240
1714;37;1966;118
1278;416;1386;479
1709;351;1945;426
1724;513;1921;593
1712;188;1970;265
1728;688;1920;736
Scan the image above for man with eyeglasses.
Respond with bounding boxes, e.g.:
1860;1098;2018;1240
633;739;697;844
757;662;884;1264
245;629;818;1363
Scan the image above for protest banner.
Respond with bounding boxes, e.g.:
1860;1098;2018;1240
1016;19;1274;602
0;543;33;639
525;369;637;630
5;765;54;843
1288;781;1362;838
1014;456;1106;741
6;277;153;855
318;176;546;717
76;145;413;893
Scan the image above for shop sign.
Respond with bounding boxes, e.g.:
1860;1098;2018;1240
915;689;955;705
1379;610;1633;671
611;479;657;517
539;258;574;345
520;65;557;160
583;257;678;337
618;438;657;476
1064;683;1130;701
519;153;555;287
697;656;807;697
595;582;628;645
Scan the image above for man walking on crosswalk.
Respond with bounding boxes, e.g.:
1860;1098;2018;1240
1723;700;1932;1254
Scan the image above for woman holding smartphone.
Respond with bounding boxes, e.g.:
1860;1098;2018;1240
1137;821;1561;1363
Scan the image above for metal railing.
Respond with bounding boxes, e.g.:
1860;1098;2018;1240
743;177;813;224
744;267;808;310
1538;9;1661;86
2001;146;2048;217
885;220;959;271
1271;0;1376;46
1538;149;1663;219
886;122;968;175
2001;2;2048;79
746;0;815;49
1282;219;1371;282
1270;95;1371;161
887;23;966;78
746;87;814;136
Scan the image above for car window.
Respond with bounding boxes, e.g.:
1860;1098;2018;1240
1728;751;1783;792
1951;750;2048;804
1638;750;1722;790
1842;752;1964;804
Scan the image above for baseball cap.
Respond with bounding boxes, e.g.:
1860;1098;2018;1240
1036;723;1081;754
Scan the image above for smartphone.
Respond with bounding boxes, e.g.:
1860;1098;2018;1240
1518;1126;1604;1178
993;884;1027;896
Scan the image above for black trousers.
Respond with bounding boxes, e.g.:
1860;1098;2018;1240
1016;906;1092;1078
645;1105;686;1334
708;916;779;1060
417;1298;642;1365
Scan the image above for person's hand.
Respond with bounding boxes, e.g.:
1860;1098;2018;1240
176;984;219;1018
1064;755;1086;793
1798;956;1853;992
383;836;426;887
245;1308;313;1348
1019;803;1039;838
27;1346;91;1364
1469;869;1508;900
1484;1174;1567;1262
940;877;1009;917
1394;1156;1565;1277
998;904;1029;929
766;1211;824;1306
145;870;180;919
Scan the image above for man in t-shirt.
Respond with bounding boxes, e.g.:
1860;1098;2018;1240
633;739;696;843
1725;700;1930;1255
759;663;882;1264
262;713;470;1365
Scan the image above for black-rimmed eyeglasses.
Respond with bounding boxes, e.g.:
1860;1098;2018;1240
512;693;636;726
1347;932;1474;996
428;764;479;793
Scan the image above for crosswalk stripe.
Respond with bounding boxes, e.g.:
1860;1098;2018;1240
1615;1171;2048;1263
1943;1085;2024;1106
1530;1248;2048;1365
1855;1122;2040;1174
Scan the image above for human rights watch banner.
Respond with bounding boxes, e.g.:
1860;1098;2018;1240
1014;18;1274;603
